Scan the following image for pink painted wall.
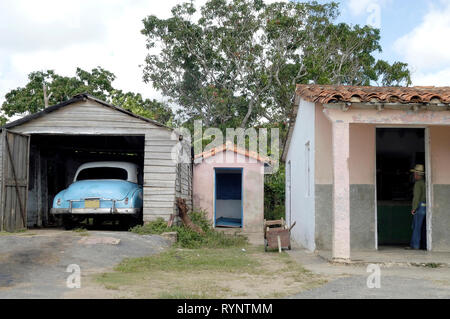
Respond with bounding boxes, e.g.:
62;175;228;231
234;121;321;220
315;105;375;185
349;124;375;185
193;150;264;233
323;108;450;125
430;126;450;185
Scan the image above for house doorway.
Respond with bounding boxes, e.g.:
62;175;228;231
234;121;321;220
214;168;243;228
376;128;426;248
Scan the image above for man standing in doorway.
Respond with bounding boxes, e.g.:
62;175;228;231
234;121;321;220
409;164;426;250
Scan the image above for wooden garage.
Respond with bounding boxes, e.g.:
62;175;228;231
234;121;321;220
0;93;192;231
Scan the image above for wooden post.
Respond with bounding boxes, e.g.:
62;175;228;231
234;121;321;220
277;235;281;253
0;131;4;231
41;155;48;226
37;149;42;227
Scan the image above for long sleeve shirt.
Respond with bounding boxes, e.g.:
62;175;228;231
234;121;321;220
412;179;426;211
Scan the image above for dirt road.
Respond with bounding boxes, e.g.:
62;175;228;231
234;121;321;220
0;229;170;298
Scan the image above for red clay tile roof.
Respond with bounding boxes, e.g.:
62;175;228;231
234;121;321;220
296;84;450;105
194;141;273;164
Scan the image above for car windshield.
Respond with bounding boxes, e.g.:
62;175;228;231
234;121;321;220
76;167;128;181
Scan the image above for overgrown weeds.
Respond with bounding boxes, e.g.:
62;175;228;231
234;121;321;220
72;227;89;236
113;247;259;273
130;211;247;248
93;244;326;298
413;262;443;269
0;229;27;236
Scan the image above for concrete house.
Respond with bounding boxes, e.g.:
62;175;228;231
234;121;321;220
0;93;192;232
282;85;450;260
193;142;268;238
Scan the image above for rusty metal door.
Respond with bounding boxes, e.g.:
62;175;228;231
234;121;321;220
0;130;30;231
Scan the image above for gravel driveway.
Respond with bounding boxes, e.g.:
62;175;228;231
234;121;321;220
0;229;170;298
292;275;450;299
288;248;450;299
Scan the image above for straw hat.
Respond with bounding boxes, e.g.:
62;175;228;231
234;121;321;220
410;164;425;175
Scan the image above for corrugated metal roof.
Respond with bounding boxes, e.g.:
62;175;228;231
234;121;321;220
1;93;170;130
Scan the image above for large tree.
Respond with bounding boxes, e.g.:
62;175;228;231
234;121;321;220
2;67;116;117
1;67;173;126
141;0;411;128
111;90;174;125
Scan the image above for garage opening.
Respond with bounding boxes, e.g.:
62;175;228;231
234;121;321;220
214;168;242;228
27;134;144;228
376;128;426;247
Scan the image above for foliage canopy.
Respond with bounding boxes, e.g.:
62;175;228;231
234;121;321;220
141;0;411;129
1;67;173;126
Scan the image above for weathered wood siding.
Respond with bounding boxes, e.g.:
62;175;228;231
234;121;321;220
143;136;178;221
175;139;193;210
7;99;189;222
0;131;30;231
26;146;49;227
0;131;3;229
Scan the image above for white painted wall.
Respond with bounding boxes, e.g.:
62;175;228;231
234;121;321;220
286;98;316;251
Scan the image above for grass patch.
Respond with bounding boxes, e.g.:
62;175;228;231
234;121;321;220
130;212;248;249
93;245;326;299
115;247;258;273
131;218;169;235
414;262;443;269
72;228;89;236
19;232;37;236
0;229;27;236
158;291;216;299
424;262;442;268
92;211;327;298
96;272;145;288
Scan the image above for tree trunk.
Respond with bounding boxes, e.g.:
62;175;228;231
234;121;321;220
176;197;204;235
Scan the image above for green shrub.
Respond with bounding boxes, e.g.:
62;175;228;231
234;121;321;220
265;205;285;221
202;230;247;248
130;211;247;248
189;210;212;232
130;218;169;235
264;164;285;220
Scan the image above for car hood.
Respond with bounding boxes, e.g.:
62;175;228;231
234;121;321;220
62;180;139;201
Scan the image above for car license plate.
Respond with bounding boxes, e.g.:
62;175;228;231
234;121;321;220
85;199;100;208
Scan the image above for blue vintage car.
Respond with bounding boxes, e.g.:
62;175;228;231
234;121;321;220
50;161;143;229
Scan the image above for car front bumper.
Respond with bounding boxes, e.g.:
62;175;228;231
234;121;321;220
50;208;140;215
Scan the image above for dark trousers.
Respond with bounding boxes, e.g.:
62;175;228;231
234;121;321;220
410;202;426;249
420;216;427;249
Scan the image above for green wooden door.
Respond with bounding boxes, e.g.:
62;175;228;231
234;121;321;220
377;203;413;245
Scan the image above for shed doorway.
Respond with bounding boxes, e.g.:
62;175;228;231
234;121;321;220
214;168;243;228
376;128;426;248
27;134;144;228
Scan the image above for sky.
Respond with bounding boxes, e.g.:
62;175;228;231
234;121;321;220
1;0;450;110
324;0;450;85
